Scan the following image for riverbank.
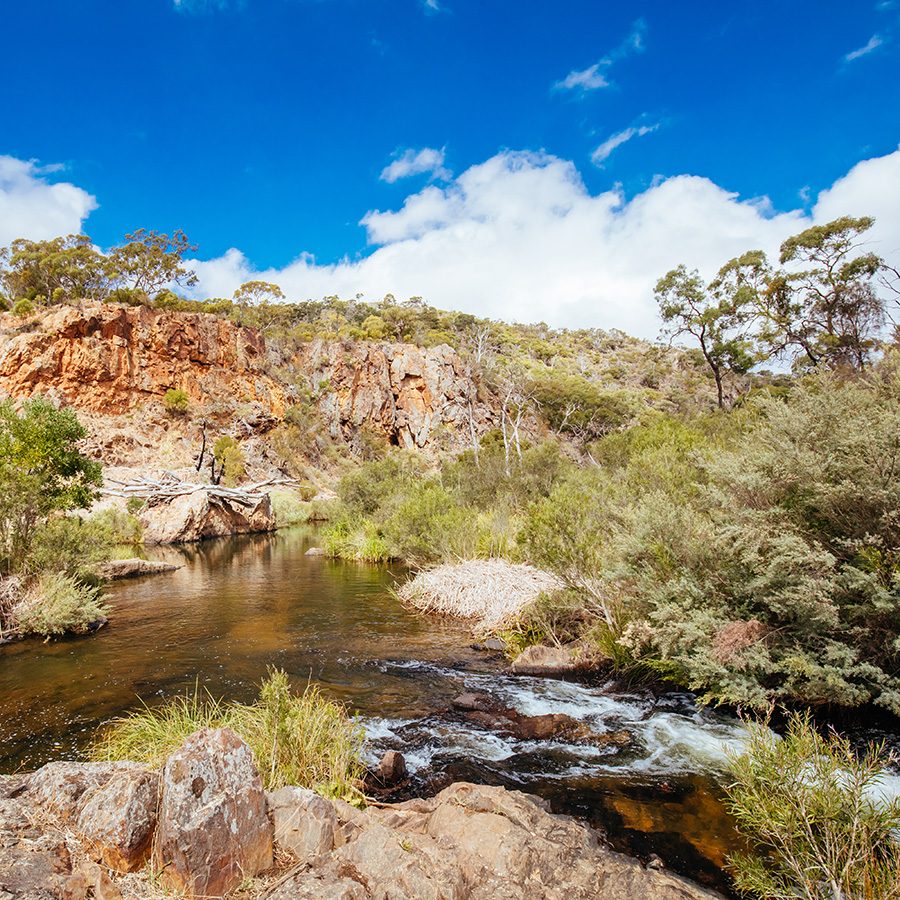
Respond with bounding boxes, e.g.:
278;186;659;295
0;726;721;899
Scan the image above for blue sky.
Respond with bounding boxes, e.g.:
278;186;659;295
1;1;899;334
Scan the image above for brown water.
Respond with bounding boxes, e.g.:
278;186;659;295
0;528;747;893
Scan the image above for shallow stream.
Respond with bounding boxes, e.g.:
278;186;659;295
0;528;757;893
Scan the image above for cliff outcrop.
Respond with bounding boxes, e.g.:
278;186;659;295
0;305;497;462
298;338;494;449
0;303;286;417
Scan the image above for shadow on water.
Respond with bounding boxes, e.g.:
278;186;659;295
0;527;744;895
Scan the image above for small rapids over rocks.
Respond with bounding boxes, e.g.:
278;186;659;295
362;661;748;783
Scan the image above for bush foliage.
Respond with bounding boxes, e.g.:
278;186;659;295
725;712;900;899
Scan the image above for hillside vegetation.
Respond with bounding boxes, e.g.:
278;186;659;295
1;217;899;716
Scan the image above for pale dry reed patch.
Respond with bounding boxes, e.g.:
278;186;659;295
398;559;560;631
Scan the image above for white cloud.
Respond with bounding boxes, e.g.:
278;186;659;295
422;0;443;13
5;147;897;342
844;34;884;62
591;124;658;166
189;147;900;339
555;18;646;92
556;64;609;91
380;147;451;183
0;156;97;247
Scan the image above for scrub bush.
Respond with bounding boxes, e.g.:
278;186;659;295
725;712;900;899
13;572;107;636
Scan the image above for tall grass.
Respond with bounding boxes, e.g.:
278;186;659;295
91;669;366;802
322;517;391;562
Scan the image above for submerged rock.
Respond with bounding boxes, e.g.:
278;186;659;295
99;558;181;579
364;750;410;794
140;491;276;544
153;727;273;897
450;691;629;748
305;546;326;556
509;644;576;675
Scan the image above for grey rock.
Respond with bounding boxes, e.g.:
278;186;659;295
75;767;159;873
153;727;273;897
267;785;337;863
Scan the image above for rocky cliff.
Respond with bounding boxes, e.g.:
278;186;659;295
0;304;497;465
298;338;495;449
0;303;286;417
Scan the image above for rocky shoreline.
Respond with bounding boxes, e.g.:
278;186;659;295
0;727;721;899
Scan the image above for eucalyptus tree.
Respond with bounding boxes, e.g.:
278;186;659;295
655;263;756;408
107;228;198;299
761;216;885;370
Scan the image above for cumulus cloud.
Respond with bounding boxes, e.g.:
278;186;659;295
0;156;97;247
380;147;451;184
844;34;884;62
591;124;659;166
555;18;646;92
188;147;900;339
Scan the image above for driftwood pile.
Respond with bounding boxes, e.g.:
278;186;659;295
100;472;295;509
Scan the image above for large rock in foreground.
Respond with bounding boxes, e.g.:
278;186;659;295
153;727;273;897
270;782;720;899
140;491;276;543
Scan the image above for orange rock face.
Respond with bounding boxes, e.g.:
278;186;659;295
0;305;497;456
0;303;286;417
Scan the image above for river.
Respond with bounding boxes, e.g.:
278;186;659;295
0;528;755;894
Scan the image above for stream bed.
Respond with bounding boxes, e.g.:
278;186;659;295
0;528;753;894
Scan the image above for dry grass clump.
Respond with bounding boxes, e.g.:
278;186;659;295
398;559;560;631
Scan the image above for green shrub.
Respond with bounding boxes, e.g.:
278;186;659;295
322;516;391;562
26;509;142;581
162;388;189;415
725;712;900;899
382;483;474;564
530;372;635;441
91;668;365;800
11;298;35;317
337;453;424;517
213;435;246;486
14;572;107;636
0;399;102;575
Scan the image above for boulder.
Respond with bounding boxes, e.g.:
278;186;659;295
273;782;721;899
267;786;337;863
0;835;74;900
26;762;147;823
376;750;408;784
140;491;276;544
510;644;576;676
75;768;159;873
98;558;180;580
305;546;326;556
153;727;273;898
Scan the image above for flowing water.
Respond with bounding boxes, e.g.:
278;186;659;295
0;528;756;893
